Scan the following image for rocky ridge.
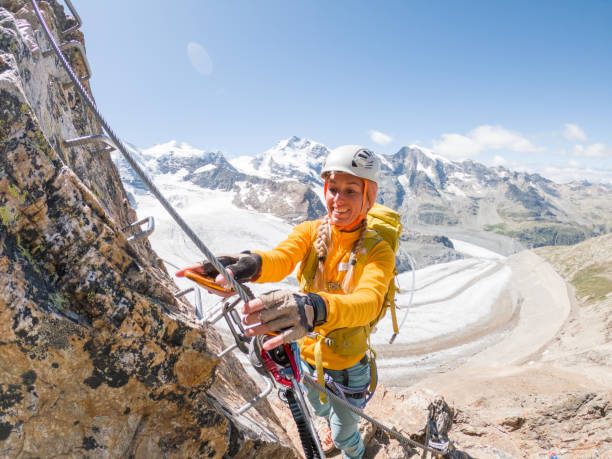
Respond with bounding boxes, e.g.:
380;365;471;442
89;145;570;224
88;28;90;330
0;1;293;457
135;139;611;250
124;137;612;271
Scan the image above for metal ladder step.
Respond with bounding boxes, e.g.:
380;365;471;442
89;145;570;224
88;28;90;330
174;287;204;320
63;134;117;156
122;216;155;242
60;0;81;37
41;39;91;88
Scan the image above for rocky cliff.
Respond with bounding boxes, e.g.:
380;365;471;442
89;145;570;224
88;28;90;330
0;1;293;457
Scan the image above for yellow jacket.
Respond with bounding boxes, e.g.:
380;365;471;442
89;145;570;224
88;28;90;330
254;219;395;370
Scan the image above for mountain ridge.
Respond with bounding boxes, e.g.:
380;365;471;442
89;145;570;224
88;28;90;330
116;136;612;251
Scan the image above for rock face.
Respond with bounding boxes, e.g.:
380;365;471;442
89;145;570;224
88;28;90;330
397;231;463;270
0;1;293;457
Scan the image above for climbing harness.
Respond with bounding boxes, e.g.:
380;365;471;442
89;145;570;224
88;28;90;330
319;361;375;409
29;2;437;457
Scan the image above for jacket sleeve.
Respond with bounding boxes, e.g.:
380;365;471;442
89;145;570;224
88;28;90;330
317;240;395;331
252;220;318;283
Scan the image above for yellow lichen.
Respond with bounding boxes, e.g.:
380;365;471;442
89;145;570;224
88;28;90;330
7;183;26;202
0;205;13;226
16;234;40;274
49;292;68;311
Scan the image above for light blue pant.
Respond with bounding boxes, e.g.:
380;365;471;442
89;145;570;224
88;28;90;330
302;360;370;459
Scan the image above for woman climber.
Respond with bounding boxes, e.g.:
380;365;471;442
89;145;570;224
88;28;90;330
180;145;395;458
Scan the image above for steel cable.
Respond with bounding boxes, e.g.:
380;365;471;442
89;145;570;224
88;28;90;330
29;0;252;304
29;4;443;457
302;374;440;455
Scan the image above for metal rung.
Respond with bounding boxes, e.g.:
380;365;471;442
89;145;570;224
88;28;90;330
64;134;117;155
175;287;203;319
61;0;82;37
122;216;155;242
197;294;274;414
217;342;239;358
194;288;203;320
93;145;115;156
233;379;274;415
42;40;91;84
175;287;194;298
201;297;250;357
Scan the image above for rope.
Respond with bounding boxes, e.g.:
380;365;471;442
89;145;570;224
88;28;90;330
302;374;440;455
29;0;252;304
394;253;416;337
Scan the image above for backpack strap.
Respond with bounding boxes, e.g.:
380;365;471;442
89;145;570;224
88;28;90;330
297;220;323;292
314;337;327;404
387;273;399;336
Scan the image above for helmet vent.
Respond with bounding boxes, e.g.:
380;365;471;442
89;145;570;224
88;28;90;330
352;149;376;170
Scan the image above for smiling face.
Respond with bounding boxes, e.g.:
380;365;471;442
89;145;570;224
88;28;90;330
325;172;366;227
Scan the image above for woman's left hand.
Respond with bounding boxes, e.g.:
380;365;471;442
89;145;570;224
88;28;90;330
242;290;326;350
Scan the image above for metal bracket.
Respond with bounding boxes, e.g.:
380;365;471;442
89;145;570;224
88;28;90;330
194;287;203;320
63;133;117;155
233;378;274;415
175;286;194;298
174;286;204;320
203;297;250;357
60;0;82;37
122;216;155;242
196;294;274;415
42;40;91;88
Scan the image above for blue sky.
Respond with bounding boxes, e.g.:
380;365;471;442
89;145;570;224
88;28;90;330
78;1;612;183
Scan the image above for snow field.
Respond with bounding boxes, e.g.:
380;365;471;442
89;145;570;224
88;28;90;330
130;171;515;385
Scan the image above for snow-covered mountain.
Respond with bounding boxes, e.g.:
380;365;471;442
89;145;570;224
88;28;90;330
377;146;612;247
113;136;612;251
230;136;329;188
114;139;326;223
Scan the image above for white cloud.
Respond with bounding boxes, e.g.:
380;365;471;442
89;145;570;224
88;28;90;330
563;123;587;142
431;125;543;159
537;165;612;184
491;155;507;166
510;160;612;184
572;143;612;158
432;133;479;158
187;42;213;75
471;125;541;152
369;130;392;145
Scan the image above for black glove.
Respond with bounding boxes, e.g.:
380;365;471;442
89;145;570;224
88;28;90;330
255;290;328;343
201;251;262;283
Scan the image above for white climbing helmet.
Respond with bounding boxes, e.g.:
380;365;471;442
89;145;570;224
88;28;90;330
320;145;380;184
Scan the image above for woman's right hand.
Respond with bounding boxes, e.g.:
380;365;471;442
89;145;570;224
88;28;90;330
175;251;262;297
